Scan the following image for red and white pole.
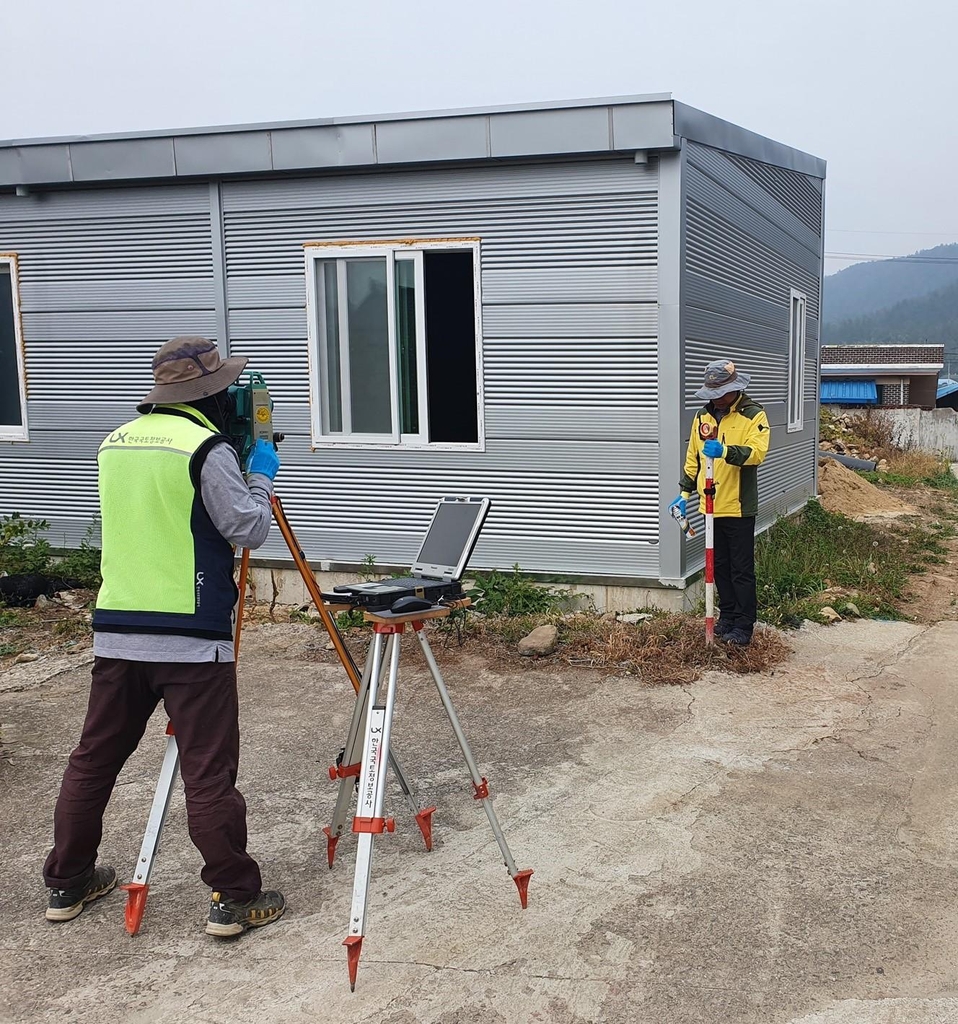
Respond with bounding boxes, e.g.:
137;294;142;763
702;425;716;645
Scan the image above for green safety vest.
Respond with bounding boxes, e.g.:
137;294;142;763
93;405;237;640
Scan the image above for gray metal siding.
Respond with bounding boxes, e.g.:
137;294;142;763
220;157;661;576
679;142;824;576
0;184;215;527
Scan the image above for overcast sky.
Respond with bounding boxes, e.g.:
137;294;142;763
2;0;955;276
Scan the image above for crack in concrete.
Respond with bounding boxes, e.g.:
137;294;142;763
355;956;609;984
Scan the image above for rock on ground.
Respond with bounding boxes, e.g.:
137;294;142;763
517;623;558;657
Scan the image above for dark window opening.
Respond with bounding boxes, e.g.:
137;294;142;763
0;266;23;428
424;251;478;444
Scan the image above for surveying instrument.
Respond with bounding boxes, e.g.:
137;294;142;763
120;374;533;991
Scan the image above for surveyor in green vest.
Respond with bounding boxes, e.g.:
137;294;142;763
42;336;286;938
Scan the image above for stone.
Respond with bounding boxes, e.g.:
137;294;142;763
845;603;862;618
34;594;49;608
878;460;889;473
14;652;39;663
616;612;652;625
820;606;842;624
518;624;558;657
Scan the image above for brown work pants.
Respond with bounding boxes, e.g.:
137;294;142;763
43;657;262;901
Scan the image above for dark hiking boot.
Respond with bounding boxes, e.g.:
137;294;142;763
715;619;734;638
724;628;753;647
206;889;286;937
45;864;117;922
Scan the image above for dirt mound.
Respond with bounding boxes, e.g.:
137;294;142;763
818;458;914;519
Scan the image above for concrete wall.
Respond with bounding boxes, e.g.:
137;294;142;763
875;407;958;458
246;565;704;616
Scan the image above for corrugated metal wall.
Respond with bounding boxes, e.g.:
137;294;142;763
680;143;823;565
0;185;215;546
221;158;661;576
0;159;662;578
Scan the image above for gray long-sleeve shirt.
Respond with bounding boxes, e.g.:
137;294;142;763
93;442;273;663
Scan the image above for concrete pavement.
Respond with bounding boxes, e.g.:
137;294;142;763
2;618;958;1023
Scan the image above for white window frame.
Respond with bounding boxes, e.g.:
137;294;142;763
304;238;484;451
787;288;807;433
0;254;29;442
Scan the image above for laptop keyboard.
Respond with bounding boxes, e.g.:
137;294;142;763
379;575;446;588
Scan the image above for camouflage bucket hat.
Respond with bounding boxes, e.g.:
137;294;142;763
137;336;247;413
694;358;751;401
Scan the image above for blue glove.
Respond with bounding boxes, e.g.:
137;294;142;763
703;439;725;459
669;494;688;518
246;438;280;480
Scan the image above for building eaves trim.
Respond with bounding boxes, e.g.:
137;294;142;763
821;364;944;375
0;95;678;188
672;101;825;178
0;93;822;189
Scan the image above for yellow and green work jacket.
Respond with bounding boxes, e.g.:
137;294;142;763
93;405;238;640
678;393;771;518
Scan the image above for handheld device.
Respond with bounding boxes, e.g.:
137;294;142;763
669;502;696;537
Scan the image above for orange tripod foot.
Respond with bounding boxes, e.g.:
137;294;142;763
343;934;363;991
415;806;437;851
512;868;533;909
322;827;339;869
120;882;149;936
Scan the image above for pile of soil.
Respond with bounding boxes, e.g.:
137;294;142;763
818;458;914;520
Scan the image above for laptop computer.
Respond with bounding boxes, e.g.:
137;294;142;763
332;496;491;612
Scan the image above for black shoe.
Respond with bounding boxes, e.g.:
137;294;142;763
715;619;734;638
206;889;286;937
724;628;753;647
45;864;117;922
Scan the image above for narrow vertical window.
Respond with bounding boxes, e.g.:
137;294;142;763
0;256;28;441
787;288;807;432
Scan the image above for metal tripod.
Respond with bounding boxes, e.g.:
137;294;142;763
334;603;533;991
121;494;433;935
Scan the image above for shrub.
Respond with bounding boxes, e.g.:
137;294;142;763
468;564;570;617
0;513;52;576
56;523;102;588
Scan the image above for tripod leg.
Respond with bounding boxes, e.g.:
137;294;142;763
344;627;401;990
271;494;432;845
121;723;180;935
324;628;384;867
414;628;533;909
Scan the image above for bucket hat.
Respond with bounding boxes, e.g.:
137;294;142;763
137;337;247;413
694;359;751;401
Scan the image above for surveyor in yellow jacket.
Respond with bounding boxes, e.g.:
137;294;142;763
669;359;770;647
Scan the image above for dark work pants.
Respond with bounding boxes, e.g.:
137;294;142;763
43;657;262;901
714;516;758;634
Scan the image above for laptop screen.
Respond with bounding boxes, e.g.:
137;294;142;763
413;498;489;579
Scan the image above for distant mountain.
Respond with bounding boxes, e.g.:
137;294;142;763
824;277;958;349
823;243;958;324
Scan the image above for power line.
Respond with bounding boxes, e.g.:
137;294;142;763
828;228;958;237
825;252;958;263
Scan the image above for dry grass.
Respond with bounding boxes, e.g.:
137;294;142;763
561;614;791;685
453;612;792;686
0;591;96;667
883;449;947;478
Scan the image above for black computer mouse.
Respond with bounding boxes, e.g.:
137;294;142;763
390;595;434;614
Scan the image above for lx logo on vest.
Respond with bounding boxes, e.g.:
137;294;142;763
195;571;205;606
109;430;129;444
